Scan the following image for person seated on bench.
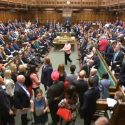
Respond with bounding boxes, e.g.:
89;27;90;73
114;91;125;102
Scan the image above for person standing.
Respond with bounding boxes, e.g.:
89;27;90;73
0;76;14;125
41;57;53;90
57;64;67;82
100;73;111;99
75;70;88;114
66;64;77;84
58;85;78;125
81;77;100;125
14;75;30;125
31;89;48;125
47;70;65;125
119;61;125;87
61;41;72;65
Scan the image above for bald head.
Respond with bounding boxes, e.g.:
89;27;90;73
90;68;97;76
95;117;109;125
87;59;94;66
79;70;86;79
17;75;25;84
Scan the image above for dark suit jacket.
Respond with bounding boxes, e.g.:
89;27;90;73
13;44;20;51
75;79;88;106
4;48;11;55
113;51;124;65
0;87;11;117
0;53;7;63
81;87;100;117
90;75;99;87
105;45;114;61
0;53;5;63
47;81;64;105
119;61;125;86
0;39;5;45
92;56;100;69
75;79;88;99
47;81;64;122
14;83;30;109
41;64;53;87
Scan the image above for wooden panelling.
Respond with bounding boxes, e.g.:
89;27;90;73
120;12;125;21
72;10;115;23
0;11;20;22
21;10;115;24
20;11;35;22
0;0;125;8
33;11;62;24
19;10;62;24
0;10;116;24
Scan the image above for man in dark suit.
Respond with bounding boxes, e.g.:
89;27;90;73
45;20;50;31
14;75;30;125
41;57;53;90
119;61;125;87
64;20;71;32
4;44;12;56
0;76;14;125
81;77;100;125
105;41;116;65
89;68;99;87
74;70;88;114
13;40;20;51
111;44;124;73
0;38;5;45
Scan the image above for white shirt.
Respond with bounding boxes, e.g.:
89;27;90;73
63;43;71;54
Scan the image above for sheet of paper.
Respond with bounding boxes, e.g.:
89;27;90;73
107;98;117;107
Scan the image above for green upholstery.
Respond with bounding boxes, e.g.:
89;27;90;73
97;53;116;87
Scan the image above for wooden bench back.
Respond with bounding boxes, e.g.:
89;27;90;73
110;101;125;125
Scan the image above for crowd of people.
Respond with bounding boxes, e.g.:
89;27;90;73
0;19;125;125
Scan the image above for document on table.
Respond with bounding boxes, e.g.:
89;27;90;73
107;98;117;107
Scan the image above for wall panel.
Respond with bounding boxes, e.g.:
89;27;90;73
120;13;125;21
72;10;115;23
0;10;116;24
24;11;63;24
24;10;115;24
0;11;20;22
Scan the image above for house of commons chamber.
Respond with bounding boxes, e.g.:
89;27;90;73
0;0;125;125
